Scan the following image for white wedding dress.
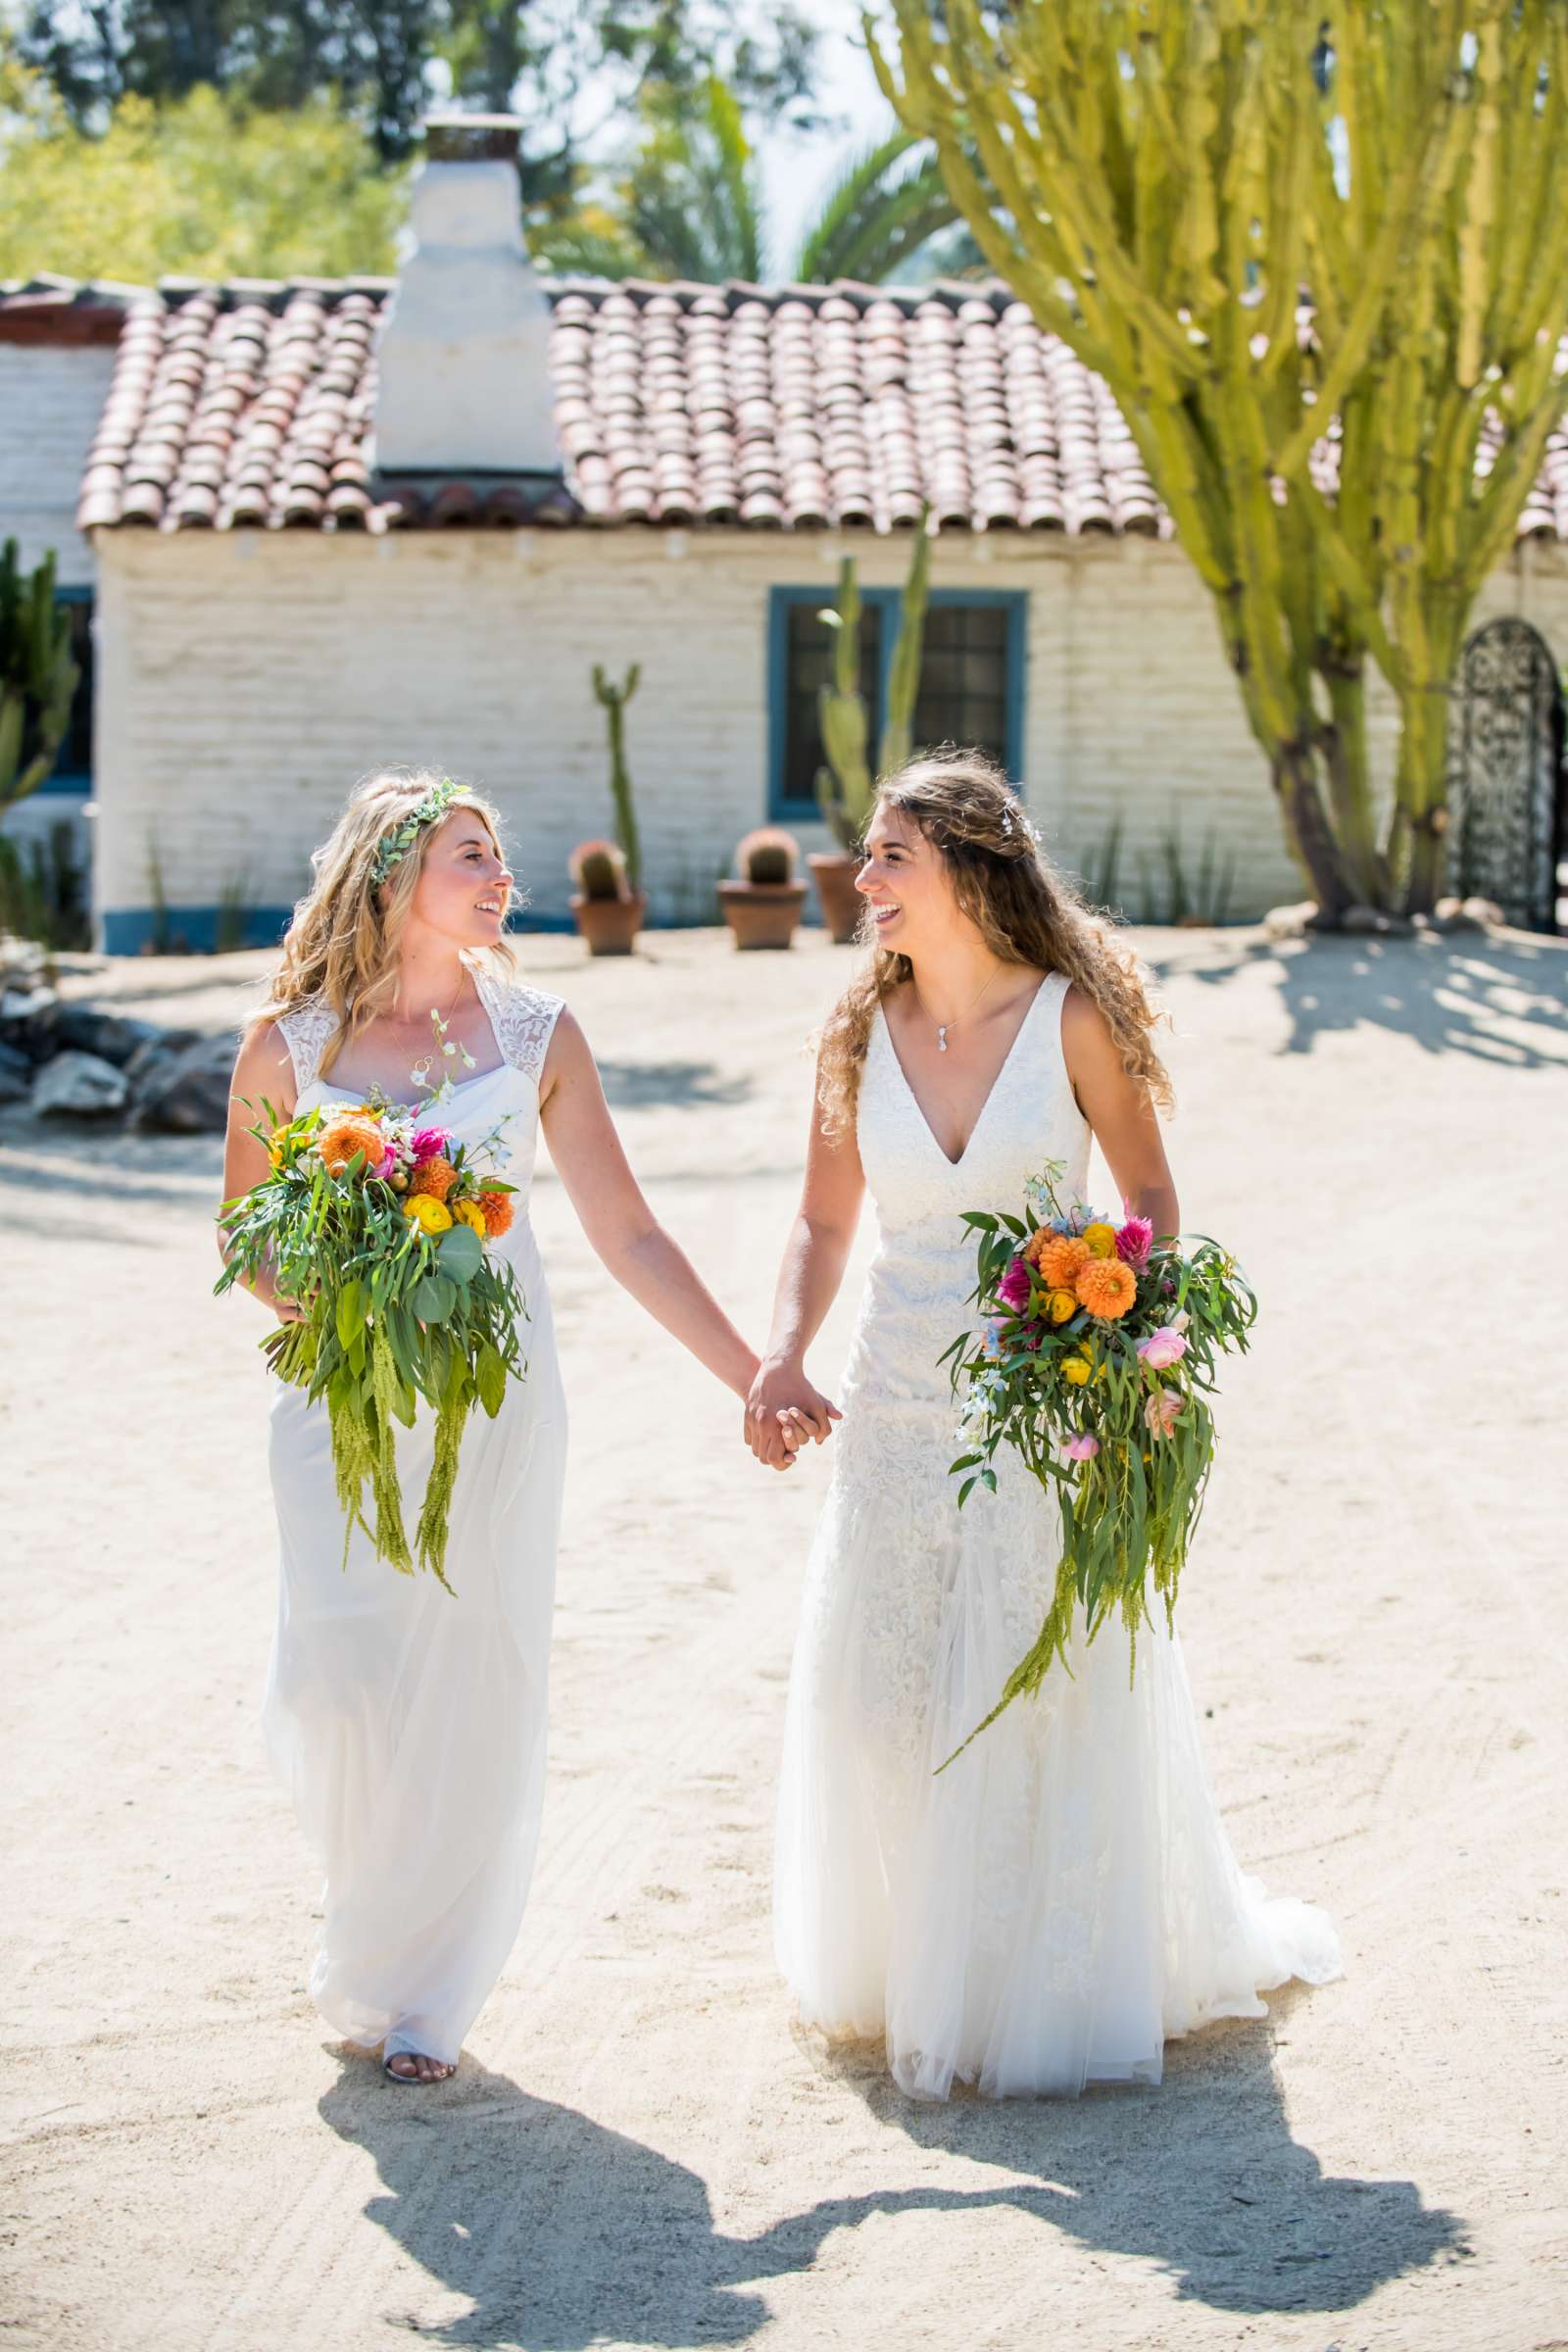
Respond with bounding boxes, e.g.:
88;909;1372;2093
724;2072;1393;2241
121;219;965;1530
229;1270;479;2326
264;965;566;2071
775;971;1341;2099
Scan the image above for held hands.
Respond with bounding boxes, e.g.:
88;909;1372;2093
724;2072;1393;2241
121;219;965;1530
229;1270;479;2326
744;1354;842;1473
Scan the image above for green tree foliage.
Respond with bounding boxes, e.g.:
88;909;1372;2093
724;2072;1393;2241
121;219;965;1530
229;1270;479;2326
15;0;828;189
875;0;1568;918
0;57;407;278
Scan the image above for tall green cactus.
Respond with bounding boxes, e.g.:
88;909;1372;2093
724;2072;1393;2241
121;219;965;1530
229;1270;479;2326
814;506;933;853
878;506;932;776
591;662;642;895
874;0;1568;918
0;541;78;813
814;560;872;854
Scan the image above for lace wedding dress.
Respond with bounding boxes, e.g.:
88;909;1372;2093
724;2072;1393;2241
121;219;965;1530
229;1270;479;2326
264;963;566;2072
774;971;1341;2099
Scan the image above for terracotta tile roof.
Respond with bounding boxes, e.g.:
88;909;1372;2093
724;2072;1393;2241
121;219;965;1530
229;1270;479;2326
58;274;1169;537
12;270;1567;541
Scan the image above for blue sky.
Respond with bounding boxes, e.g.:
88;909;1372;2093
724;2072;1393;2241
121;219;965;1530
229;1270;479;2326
757;9;892;276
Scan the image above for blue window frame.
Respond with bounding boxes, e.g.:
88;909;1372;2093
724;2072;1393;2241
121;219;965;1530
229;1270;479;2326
37;585;93;795
768;583;1027;822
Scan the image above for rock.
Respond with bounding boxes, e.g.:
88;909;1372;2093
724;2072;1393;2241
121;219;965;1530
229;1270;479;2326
122;1027;204;1087
0;1050;29;1106
130;1032;239;1133
31;1049;129;1118
0;935;51;994
1460;895;1505;927
0;983;61;1063
1263;900;1317;942
1340;903;1414;937
49;1004;165;1066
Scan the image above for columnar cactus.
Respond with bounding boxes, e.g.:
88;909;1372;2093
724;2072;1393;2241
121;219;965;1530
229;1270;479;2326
590;662;643;894
0;541;78;812
815;506;933;853
874;1;1568;917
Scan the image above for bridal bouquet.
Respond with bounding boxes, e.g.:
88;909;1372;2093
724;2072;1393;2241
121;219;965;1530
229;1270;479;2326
216;1091;526;1591
941;1158;1256;1760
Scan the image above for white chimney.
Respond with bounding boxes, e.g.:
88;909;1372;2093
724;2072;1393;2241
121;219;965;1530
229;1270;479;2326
372;114;559;478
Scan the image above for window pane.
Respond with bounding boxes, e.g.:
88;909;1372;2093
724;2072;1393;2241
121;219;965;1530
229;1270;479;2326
782;599;881;808
53;599;93;779
912;605;1010;769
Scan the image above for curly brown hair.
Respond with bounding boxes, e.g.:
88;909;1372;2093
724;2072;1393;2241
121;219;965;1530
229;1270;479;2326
815;750;1172;1141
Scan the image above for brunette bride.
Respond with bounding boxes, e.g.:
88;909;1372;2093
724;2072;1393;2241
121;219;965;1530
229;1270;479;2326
752;751;1341;2100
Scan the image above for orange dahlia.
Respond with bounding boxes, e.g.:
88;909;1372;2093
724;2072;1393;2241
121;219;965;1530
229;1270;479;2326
408;1154;457;1203
318;1114;385;1175
1035;1233;1091;1290
477;1188;514;1239
1075;1253;1138;1320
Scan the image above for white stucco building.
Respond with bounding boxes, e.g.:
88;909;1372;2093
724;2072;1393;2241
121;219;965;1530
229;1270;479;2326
4;119;1566;950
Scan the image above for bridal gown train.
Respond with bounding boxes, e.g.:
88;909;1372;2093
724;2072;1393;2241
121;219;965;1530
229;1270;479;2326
264;966;566;2071
774;970;1342;2100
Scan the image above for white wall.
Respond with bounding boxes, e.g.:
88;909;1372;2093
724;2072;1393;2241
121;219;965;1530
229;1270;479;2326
0;343;117;586
87;523;1568;945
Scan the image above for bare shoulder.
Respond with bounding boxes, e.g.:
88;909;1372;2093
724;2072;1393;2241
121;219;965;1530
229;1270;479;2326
538;1003;592;1095
1059;980;1114;1054
230;1017;296;1112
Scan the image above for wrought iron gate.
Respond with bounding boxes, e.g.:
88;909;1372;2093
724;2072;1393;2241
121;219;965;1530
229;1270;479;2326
1446;616;1565;931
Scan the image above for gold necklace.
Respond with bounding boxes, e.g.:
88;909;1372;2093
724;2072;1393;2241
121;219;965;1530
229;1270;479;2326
911;959;1003;1053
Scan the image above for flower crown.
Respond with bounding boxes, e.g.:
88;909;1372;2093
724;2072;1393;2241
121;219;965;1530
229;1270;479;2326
370;776;466;889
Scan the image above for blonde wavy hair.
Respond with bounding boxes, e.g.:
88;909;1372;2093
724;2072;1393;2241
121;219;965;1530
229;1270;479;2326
816;750;1173;1142
251;767;519;1079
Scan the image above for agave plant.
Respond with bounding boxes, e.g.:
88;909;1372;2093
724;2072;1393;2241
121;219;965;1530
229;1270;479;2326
0;541;78;812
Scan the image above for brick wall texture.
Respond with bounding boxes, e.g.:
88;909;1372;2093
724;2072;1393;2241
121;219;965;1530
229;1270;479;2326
0;344;117;585
90;527;1568;939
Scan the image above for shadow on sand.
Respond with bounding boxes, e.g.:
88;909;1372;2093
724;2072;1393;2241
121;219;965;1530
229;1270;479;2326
319;1996;1466;2346
1168;927;1566;1068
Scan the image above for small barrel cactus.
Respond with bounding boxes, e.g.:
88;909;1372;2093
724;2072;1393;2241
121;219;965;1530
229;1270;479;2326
569;838;630;903
738;826;800;887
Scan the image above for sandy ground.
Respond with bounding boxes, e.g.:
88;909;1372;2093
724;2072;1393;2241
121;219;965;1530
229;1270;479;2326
2;919;1565;2352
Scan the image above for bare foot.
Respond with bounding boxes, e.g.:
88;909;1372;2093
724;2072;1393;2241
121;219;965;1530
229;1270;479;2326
382;2050;455;2083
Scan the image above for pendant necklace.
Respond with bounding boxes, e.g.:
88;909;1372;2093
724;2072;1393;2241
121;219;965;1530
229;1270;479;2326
912;959;1003;1053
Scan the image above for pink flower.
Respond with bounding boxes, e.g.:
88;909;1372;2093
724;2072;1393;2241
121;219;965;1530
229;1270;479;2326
411;1126;452;1163
1062;1432;1100;1461
1144;1389;1184;1441
1137;1326;1188;1371
370;1150;397;1181
1115;1213;1153;1270
998;1257;1033;1311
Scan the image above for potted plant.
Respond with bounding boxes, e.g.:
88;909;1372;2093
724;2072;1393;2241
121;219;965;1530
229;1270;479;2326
718;826;808;950
568;839;644;956
810;503;932;942
569;662;649;953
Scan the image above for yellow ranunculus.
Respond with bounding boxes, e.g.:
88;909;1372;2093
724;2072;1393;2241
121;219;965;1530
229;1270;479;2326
1047;1287;1076;1324
1061;1356;1091;1387
1083;1221;1117;1259
1077;1338;1109;1383
403;1194;453;1234
451;1199;486;1238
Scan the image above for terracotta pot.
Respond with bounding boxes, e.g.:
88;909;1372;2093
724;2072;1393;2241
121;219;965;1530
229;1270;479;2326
808;852;864;945
717;879;808;950
570;890;647;956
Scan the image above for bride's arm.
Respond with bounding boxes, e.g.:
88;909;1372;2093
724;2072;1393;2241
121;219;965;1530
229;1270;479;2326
1060;986;1181;1236
219;1020;303;1318
744;1053;863;1464
537;1009;761;1407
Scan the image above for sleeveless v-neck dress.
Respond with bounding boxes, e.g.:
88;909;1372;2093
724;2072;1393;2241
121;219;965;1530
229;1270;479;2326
265;964;566;2070
774;972;1341;2099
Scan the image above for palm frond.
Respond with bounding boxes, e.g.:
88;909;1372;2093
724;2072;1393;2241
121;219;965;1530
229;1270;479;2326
789;124;921;281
